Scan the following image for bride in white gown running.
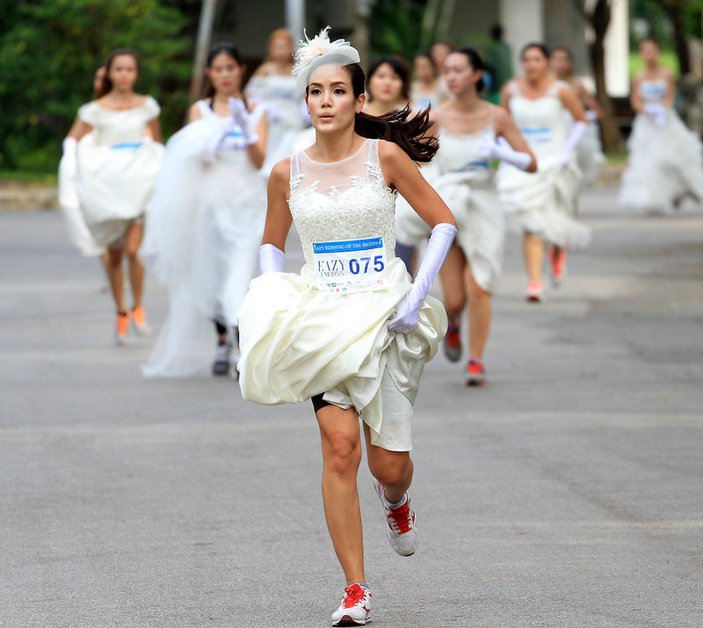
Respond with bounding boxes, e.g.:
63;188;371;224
619;38;703;213
237;28;456;627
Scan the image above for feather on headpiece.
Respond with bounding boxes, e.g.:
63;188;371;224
293;26;361;91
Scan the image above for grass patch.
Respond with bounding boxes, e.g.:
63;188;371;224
629;50;679;77
605;148;628;167
0;170;57;187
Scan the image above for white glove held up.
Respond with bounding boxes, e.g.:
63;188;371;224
478;135;532;171
644;102;667;128
388;222;457;334
228;97;260;146
259;243;285;274
558;120;588;166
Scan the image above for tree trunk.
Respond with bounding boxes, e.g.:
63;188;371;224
590;33;622;151
661;1;690;75
576;0;623;151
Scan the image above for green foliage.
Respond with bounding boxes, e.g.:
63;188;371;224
0;0;193;171
369;0;427;63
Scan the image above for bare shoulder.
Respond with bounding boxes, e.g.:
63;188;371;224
188;102;203;120
661;67;675;80
492;104;510;126
378;139;407;163
270;157;291;187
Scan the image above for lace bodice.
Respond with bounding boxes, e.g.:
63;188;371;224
640;79;667;104
507;81;569;158
288;139;397;267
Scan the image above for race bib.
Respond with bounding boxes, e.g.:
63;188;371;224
312;236;387;294
520;126;552;145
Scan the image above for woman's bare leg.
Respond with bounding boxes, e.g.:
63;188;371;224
123;221;145;309
105;246;126;313
316;405;365;585
364;424;413;503
465;264;492;359
523;232;544;283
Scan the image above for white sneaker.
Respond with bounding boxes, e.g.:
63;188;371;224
331;583;372;626
373;479;417;556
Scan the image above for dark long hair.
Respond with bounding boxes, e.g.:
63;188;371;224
521;42;550;60
204;43;244;99
366;56;411;102
346;63;437;162
452;47;486;92
97;48;140;98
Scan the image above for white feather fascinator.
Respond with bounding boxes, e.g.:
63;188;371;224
293;26;361;91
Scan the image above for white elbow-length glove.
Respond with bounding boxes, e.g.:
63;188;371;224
388;222;457;334
228;97;260;146
259;243;285;274
644;102;667;128
479;135;532;171
558;120;588;166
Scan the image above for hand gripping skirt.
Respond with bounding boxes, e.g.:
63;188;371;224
237;258;447;451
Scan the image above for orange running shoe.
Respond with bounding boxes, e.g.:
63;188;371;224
466;359;486;387
115;312;129;345
548;245;567;287
130;305;152;335
443;322;462;362
526;280;544;303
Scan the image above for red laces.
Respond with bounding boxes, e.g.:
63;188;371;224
343;584;366;608
387;500;414;534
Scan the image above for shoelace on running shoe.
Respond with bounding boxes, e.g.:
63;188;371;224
342;584;367;608
386;500;414;534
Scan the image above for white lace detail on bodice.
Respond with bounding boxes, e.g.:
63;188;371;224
288;139;397;266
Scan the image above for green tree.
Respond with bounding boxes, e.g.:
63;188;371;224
0;0;192;171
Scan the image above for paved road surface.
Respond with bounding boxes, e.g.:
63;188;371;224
1;187;702;627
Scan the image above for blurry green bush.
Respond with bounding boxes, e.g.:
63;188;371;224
0;0;193;172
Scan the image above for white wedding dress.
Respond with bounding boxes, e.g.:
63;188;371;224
141;100;266;377
237;139;447;451
396;120;505;293
619;78;703;213
496;81;590;248
74;97;164;247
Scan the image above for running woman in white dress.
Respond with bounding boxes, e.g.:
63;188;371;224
66;49;164;343
550;45;605;187
236;28;456;626
497;43;590;301
410;52;448;111
245;28;306;175
363;56;411;117
397;48;536;386
141;44;267;377
619;38;703;213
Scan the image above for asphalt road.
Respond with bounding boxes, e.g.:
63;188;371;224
1;187;702;627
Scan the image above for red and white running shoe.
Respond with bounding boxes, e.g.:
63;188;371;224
443;322;462;362
373;479;417;556
526;280;544;303
547;246;567;287
466;359;486;387
331;583;372;626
